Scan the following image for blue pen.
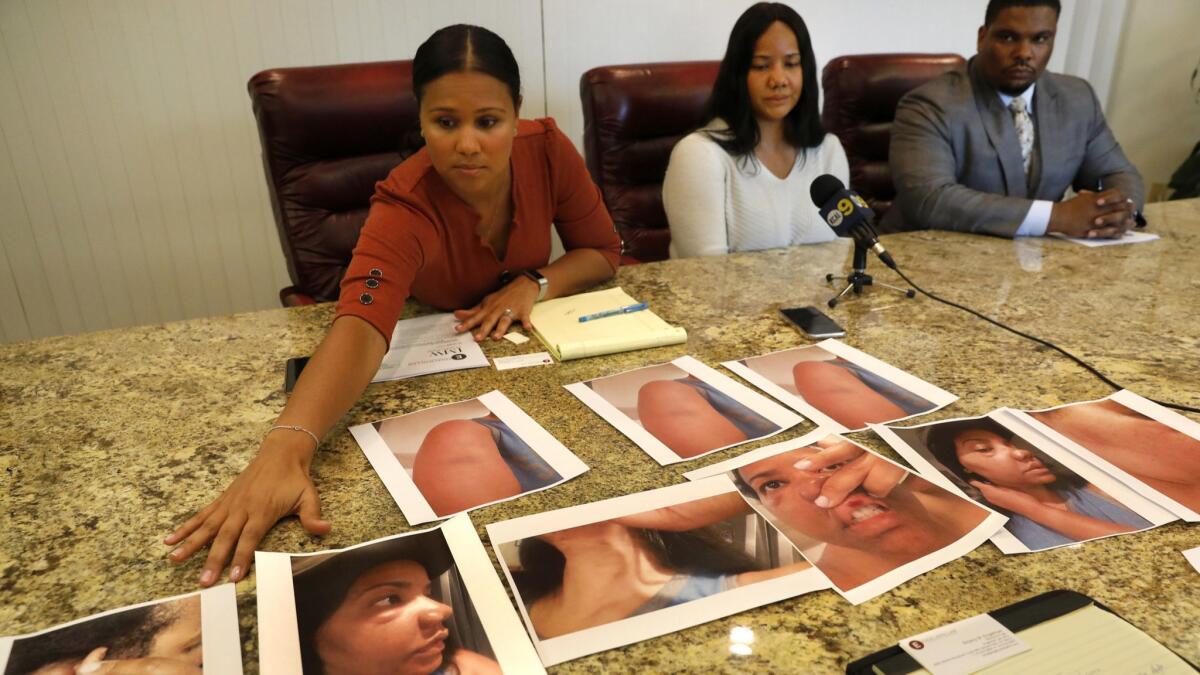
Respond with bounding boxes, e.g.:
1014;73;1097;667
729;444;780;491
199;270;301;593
578;302;649;323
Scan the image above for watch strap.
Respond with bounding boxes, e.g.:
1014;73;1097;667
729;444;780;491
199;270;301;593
523;269;548;301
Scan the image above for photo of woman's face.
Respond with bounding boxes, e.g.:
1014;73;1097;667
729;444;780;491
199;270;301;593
736;447;943;557
314;560;453;675
952;430;1056;488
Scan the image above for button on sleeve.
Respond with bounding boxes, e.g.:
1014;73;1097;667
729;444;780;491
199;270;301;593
334;200;428;341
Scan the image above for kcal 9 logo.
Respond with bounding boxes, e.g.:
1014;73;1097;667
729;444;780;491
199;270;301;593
837;195;870;216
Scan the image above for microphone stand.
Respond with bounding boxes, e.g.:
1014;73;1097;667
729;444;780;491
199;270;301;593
825;239;915;309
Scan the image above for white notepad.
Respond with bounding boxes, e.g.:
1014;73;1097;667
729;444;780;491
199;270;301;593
529;287;686;360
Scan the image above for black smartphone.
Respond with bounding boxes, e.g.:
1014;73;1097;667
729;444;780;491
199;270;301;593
779;306;846;338
285;356;310;393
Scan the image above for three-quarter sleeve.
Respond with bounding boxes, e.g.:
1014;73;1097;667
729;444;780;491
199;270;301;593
333;195;437;341
543;121;622;271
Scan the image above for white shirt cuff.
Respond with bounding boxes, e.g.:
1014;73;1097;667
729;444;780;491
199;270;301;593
1015;200;1052;237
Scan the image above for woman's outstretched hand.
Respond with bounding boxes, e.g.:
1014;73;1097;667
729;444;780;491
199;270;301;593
163;442;330;586
166;316;387;586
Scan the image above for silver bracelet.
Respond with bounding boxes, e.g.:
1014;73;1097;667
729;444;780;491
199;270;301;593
267;424;321;449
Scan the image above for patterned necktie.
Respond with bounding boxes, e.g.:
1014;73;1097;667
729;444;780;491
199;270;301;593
1009;96;1034;176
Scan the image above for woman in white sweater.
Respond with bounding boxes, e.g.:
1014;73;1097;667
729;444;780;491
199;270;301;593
663;3;849;258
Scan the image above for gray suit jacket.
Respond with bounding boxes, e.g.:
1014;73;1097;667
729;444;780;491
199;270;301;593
886;57;1144;237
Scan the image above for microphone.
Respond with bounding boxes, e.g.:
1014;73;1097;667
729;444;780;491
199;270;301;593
809;175;896;270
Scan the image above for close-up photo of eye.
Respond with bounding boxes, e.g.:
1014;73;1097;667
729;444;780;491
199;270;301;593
818;461;849;474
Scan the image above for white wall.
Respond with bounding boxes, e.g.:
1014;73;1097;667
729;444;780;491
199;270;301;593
0;0;1132;343
1061;0;1126;108
1106;0;1200;192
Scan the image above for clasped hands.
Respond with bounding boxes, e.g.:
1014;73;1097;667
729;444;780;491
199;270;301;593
1048;188;1137;239
454;274;540;341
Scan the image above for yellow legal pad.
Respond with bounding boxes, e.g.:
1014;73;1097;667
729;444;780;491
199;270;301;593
529;287;687;361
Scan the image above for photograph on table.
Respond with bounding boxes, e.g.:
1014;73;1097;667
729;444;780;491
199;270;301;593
0;585;241;675
256;515;543;675
349;390;587;525
873;409;1177;554
685;430;1004;604
721;339;956;433
485;476;827;666
564;355;802;465
1019;390;1200;521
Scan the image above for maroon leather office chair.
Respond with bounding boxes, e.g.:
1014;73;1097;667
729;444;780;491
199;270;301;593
249;60;421;306
580;61;720;263
821;53;966;230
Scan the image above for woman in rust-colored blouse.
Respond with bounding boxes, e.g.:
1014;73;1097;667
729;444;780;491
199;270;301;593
165;24;620;587
338;115;620;343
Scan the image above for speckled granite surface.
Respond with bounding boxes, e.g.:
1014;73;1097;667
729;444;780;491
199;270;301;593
2;199;1198;673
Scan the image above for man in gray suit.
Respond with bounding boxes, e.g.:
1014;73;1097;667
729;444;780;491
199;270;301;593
887;0;1143;238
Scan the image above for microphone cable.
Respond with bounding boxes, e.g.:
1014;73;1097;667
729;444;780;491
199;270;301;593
885;263;1200;415
806;174;1197;414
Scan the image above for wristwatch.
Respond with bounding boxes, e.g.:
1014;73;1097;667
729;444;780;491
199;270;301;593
523;269;549;302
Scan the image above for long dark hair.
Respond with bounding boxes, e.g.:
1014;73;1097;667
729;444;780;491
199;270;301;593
412;24;521;107
513;525;763;605
702;2;825;159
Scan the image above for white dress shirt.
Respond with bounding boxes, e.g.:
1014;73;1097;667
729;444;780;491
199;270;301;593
999;85;1052;237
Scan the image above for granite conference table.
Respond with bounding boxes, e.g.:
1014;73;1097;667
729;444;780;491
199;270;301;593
3;199;1199;673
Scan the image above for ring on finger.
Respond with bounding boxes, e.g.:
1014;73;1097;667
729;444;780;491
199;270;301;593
503;308;514;318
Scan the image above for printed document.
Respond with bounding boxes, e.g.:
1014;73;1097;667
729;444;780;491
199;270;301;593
371;313;488;382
